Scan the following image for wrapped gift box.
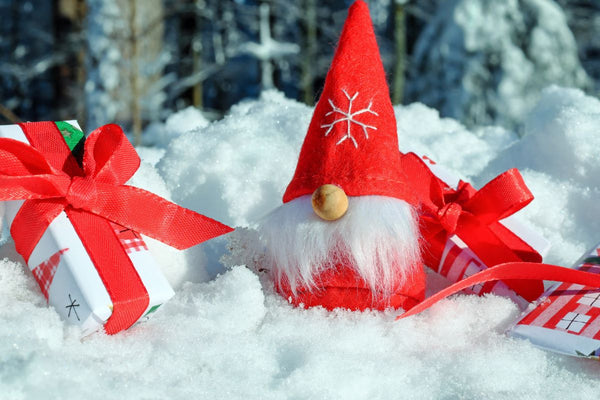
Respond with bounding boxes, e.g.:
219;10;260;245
418;155;551;308
0;121;175;336
509;243;600;358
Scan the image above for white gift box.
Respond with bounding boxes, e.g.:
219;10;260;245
1;121;174;336
509;243;600;358
420;156;551;309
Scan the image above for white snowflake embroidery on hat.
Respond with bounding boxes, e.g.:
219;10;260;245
321;89;378;148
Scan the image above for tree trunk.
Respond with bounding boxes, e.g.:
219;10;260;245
129;0;142;146
0;104;21;123
301;0;317;105
192;2;203;109
392;2;407;105
86;0;163;144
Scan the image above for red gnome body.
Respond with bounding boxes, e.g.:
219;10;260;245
258;0;425;311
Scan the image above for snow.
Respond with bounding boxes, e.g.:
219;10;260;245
480;85;600;266
395;102;519;178
143;106;210;149
2;87;600;397
158;91;309;228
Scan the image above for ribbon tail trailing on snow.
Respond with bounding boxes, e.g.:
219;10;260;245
397;262;600;320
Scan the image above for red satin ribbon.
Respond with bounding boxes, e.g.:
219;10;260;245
397;262;600;320
400;153;544;301
2;123;233;333
2;124;233;260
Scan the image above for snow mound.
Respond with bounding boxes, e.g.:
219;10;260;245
396;102;517;178
486;86;600;185
3;89;600;397
2;254;599;398
481;86;600;265
143;106;210;148
158;90;311;228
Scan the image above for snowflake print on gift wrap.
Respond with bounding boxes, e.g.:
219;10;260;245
321;89;378;148
65;293;81;321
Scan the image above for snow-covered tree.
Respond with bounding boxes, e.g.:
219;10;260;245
85;0;125;130
556;0;600;92
239;3;299;91
85;0;166;144
406;0;590;129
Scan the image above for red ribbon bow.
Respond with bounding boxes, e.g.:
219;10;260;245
0;124;232;261
433;180;476;234
400;153;543;302
0;123;232;334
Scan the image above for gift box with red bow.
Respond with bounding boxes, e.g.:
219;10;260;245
0;121;232;336
400;153;551;307
509;243;600;358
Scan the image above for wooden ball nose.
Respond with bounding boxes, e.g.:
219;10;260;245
311;184;348;221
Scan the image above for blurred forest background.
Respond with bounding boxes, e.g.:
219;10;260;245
0;0;598;145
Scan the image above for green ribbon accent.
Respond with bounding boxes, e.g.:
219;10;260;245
144;304;161;316
55;121;84;151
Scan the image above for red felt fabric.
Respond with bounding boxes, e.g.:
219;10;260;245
276;262;426;311
282;0;415;204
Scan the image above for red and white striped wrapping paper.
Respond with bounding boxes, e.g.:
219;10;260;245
510;244;600;358
436;237;530;309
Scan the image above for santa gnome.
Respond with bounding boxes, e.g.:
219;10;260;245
258;0;424;311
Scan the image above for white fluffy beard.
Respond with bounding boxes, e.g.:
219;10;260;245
257;195;422;298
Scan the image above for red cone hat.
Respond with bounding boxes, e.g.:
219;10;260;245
283;0;413;203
